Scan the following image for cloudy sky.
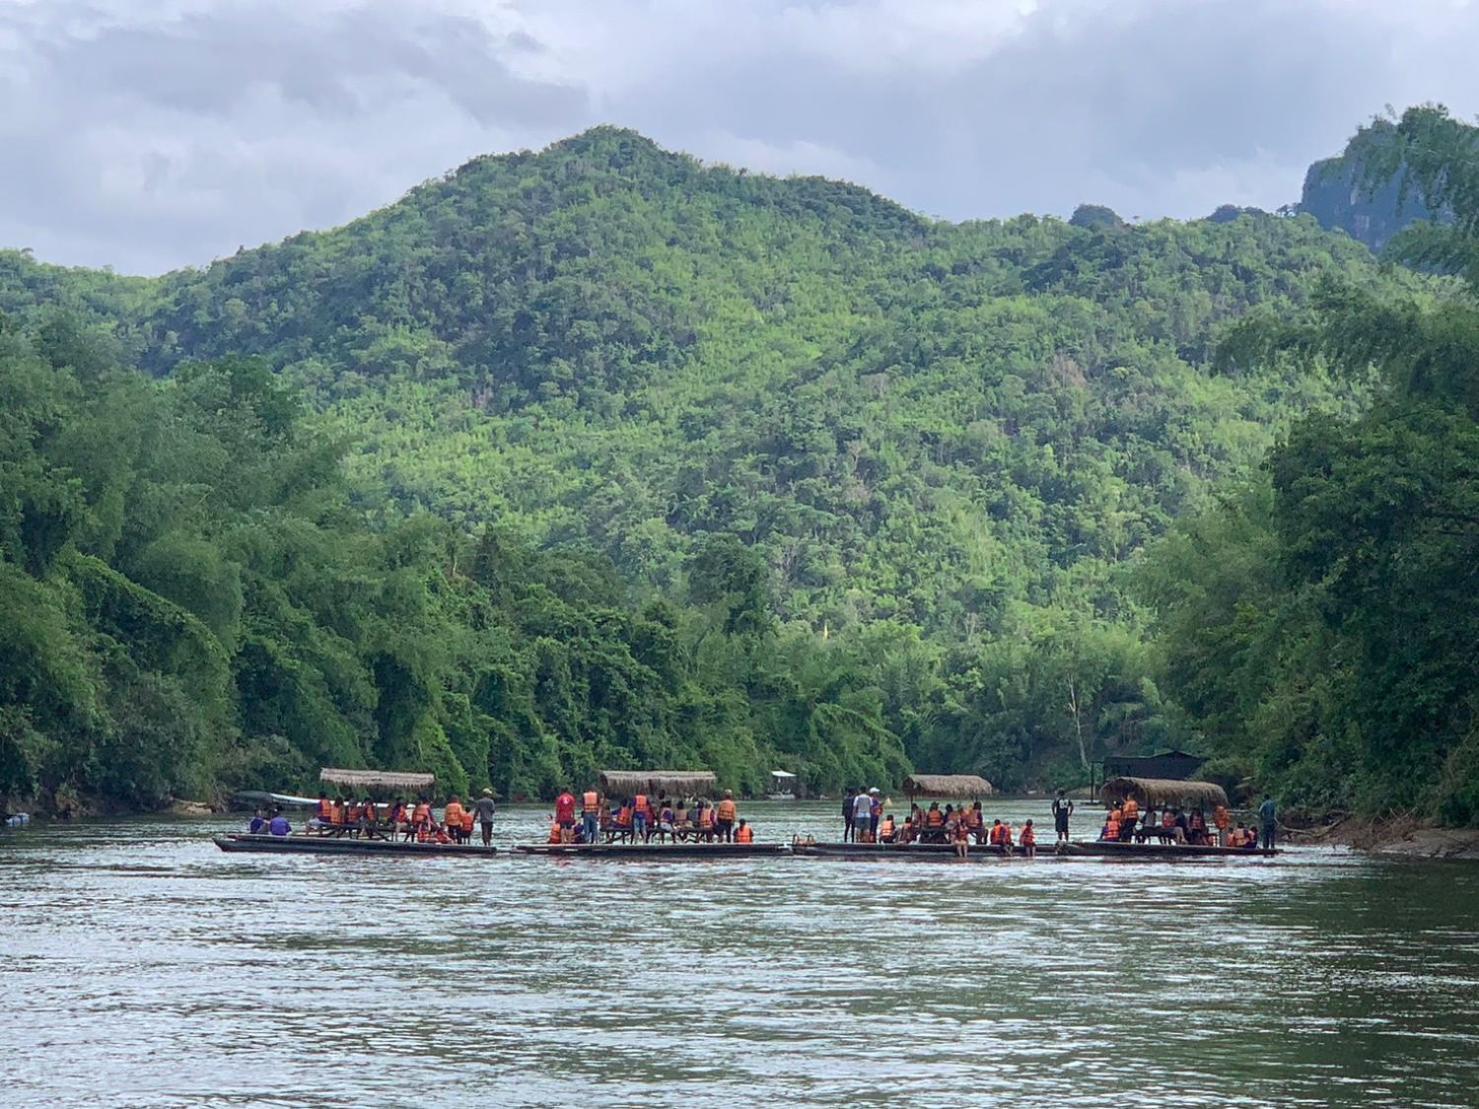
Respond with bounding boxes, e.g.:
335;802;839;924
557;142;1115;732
3;0;1477;274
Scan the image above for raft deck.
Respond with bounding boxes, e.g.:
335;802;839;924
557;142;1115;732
515;841;785;859
214;833;498;858
794;841;1015;860
1059;840;1277;859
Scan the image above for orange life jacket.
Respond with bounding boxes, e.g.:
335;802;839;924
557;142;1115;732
583;791;599;813
966;809;983;829
461;812;474;833
880;818;895;837
634;794;651;816
413;803;430;825
360;802;377;823
989;824;1004;845
1020;825;1036;846
1106;818;1121;840
617;806;633;828
1000;824;1014;846
1111;807;1124;825
444;802;466;827
548;823;562;844
329;803;345;826
735;825;754;843
926;809;944;827
717;799;736;822
317;799;334;821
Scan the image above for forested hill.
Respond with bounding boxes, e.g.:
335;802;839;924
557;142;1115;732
1;121;1454;816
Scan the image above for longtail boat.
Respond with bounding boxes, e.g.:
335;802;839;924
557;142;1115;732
214;833;499;858
793;840;1014;860
515;841;785;859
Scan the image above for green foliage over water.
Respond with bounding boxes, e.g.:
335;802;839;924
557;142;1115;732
2;118;1472;818
1142;107;1479;824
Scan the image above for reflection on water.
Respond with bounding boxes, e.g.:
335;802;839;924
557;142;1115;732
4;802;1479;1105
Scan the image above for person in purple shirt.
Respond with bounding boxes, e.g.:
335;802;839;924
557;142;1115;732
248;809;268;834
268;808;291;836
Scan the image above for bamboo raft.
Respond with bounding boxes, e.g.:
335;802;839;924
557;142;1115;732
795;839;1276;861
515;841;785;859
1059;840;1276;859
793;841;1014;860
214;834;499;858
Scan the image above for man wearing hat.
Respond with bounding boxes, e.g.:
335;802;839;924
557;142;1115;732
472;787;497;847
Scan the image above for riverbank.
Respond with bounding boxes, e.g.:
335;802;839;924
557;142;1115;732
1289;815;1479;860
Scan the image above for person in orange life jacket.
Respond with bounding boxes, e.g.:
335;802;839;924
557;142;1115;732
735;819;754;844
356;796;378;839
313;791;334;828
1120;798;1140;840
673;800;689;839
879;813;897;843
1103;810;1122;842
443;797;467;844
632;792;652;842
716;791;738;842
965;801;984;841
923;802;945;842
702;801;719;841
1019;819;1037;857
581;788;601;846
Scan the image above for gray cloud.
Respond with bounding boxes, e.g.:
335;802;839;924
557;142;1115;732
2;0;1477;273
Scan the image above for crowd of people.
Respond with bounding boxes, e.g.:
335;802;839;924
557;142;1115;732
1096;795;1277;849
243;782;1278;855
251;789;500;845
545;788;753;844
839;788;1039;857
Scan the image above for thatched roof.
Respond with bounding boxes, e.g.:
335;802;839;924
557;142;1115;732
320;768;435;792
1100;776;1228;810
598;770;717;798
903;774;994;798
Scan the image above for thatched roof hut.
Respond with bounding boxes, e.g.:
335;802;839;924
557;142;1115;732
903;774;994;799
320;768;435;792
598;770;717;798
1099;776;1228;810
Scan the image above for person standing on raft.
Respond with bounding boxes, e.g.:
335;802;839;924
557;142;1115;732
471;788;497;847
716;790;738;842
1258;796;1278;850
842;787;857;842
1052;790;1073;844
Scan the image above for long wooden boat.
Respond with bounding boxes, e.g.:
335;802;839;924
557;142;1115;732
1058;840;1277;859
515;841;785;859
214;833;498;858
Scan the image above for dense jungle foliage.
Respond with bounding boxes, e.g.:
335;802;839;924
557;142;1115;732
1142;106;1479;824
2;110;1472;820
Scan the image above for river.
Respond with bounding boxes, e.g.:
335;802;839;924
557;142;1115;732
4;800;1478;1106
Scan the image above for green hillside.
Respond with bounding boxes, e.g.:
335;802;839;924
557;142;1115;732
7;121;1465;815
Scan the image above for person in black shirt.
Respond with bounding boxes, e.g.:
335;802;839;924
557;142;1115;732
1052;790;1074;843
842;787;857;842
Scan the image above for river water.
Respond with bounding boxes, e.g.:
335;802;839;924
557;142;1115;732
4;800;1478;1106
